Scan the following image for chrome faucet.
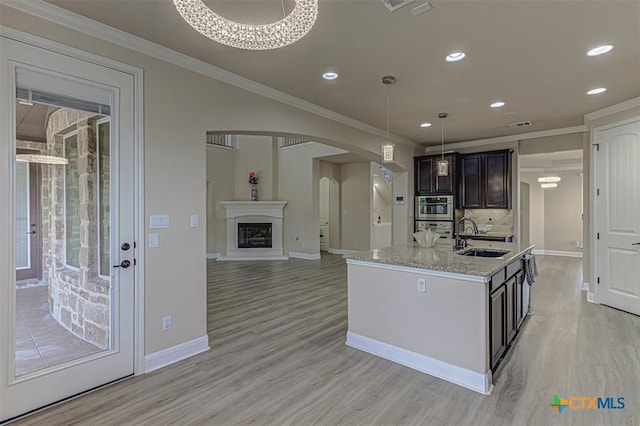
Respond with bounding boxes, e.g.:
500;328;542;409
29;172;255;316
454;217;478;250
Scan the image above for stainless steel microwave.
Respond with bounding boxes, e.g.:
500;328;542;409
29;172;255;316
415;195;454;220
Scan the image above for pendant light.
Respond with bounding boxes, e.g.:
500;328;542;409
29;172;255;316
381;75;396;163
437;112;449;176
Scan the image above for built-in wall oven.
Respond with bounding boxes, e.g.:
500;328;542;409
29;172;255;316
415;220;454;239
415;195;454;220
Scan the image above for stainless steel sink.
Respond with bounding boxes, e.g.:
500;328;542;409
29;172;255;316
457;248;510;258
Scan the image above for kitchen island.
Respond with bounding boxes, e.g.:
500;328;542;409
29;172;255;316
344;239;534;395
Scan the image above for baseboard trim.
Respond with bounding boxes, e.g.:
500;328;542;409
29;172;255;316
217;255;289;261
581;281;589;291
531;249;583;258
345;331;493;395
587;292;596;304
144;335;210;373
327;248;357;255
288;251;321;260
206;252;221;259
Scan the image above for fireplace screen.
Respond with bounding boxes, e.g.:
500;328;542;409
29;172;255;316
238;222;273;248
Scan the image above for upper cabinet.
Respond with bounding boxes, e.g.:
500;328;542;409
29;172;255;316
459;150;512;209
414;153;457;195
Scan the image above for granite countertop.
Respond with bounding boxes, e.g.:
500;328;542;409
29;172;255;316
344;240;535;279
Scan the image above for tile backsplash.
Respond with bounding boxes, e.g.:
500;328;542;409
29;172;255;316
463;209;513;234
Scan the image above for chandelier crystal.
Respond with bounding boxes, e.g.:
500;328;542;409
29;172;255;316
173;0;318;50
537;176;561;183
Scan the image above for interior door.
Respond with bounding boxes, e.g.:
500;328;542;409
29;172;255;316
0;37;135;422
594;119;640;315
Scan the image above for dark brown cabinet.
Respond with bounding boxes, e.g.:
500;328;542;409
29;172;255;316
489;284;506;371
489;257;527;371
506;276;517;344
414;154;456;195
459;150;512;209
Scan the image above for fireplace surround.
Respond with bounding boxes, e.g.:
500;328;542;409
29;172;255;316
218;201;288;261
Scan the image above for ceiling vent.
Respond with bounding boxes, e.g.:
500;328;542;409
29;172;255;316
380;0;415;12
411;2;433;16
508;120;532;128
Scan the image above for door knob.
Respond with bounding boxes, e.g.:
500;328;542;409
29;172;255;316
632;242;640;246
113;260;131;268
121;242;131;251
26;231;36;234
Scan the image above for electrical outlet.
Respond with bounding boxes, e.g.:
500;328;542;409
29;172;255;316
417;278;426;293
162;316;172;331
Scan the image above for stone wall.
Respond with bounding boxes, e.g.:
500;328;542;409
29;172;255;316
45;109;110;349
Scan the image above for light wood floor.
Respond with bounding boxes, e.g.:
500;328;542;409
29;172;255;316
12;254;640;425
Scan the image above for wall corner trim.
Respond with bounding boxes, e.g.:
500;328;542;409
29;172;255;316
144;335;210;374
289;251;321;260
587;292;596;304
345;331;493;395
581;281;589;291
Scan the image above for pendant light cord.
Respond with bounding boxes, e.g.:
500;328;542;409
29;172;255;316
441;117;445;160
281;0;286;17
386;86;390;139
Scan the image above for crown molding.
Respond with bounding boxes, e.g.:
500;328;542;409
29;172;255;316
584;97;640;121
423;125;587;154
2;0;418;149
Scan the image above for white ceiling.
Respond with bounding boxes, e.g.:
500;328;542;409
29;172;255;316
26;1;640;147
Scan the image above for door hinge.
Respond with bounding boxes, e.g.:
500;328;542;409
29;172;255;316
593;143;600;151
597;188;600;196
597;232;600;240
597;277;600;284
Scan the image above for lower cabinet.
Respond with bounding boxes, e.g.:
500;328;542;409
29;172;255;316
489;284;506;371
489;259;528;371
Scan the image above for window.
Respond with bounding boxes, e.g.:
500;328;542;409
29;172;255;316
64;132;80;268
97;119;110;277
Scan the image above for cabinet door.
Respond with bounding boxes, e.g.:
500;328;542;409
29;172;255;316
516;271;525;328
490;284;506;370
484;151;511;208
460;154;482;208
506;276;517;344
415;157;433;195
433;153;455;194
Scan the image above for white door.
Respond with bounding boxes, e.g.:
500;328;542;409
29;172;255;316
0;38;136;421
594;119;640;315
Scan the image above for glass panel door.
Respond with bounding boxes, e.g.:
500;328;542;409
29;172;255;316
14;104;111;377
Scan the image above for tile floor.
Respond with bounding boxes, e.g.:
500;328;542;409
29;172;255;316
15;285;103;376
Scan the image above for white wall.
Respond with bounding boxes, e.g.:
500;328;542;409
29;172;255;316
206;145;234;254
340;162;371;251
544;172;583;253
278;143;345;255
520;173;546;249
234;135;275;201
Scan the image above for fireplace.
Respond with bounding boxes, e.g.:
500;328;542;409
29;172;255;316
238;223;272;248
219;201;288;261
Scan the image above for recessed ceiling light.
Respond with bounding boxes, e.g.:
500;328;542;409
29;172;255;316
490;101;505;108
446;52;466;62
420;122;432;128
587;87;607;95
587;45;613;56
322;72;338;80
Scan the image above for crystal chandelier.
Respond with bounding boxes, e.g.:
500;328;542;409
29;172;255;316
173;0;318;50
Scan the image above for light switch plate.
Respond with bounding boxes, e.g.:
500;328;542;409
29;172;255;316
150;215;170;229
149;233;159;248
190;214;199;228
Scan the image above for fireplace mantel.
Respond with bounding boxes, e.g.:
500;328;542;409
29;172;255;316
218;201;288;261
